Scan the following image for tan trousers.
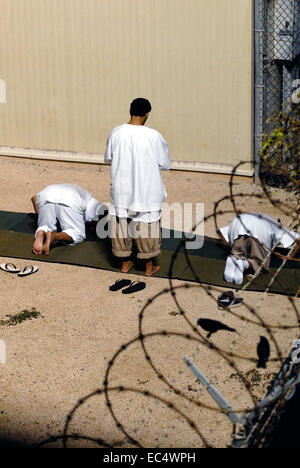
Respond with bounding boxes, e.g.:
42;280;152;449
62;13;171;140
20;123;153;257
110;216;162;260
231;235;271;272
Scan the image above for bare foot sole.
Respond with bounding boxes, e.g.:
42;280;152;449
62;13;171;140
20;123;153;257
145;265;160;277
32;231;44;255
121;260;134;273
43;231;55;256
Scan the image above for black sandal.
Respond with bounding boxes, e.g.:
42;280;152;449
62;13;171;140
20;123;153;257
109;279;132;291
217;291;234;307
218;291;243;309
122;281;146;294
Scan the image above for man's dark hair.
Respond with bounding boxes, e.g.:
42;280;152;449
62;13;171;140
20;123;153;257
130;98;152;117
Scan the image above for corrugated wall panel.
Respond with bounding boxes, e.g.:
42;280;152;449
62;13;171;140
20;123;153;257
0;0;253;172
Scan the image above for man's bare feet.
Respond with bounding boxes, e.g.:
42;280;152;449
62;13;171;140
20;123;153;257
121;260;134;273
145;260;160;277
32;231;45;255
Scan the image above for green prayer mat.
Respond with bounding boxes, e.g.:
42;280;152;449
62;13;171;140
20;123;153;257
0;210;299;295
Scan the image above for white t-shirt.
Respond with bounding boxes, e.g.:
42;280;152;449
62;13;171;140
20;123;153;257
220;213;299;251
36;184;103;223
104;123;170;213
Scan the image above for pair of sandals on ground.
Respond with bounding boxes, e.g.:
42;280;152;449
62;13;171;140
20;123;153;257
109;278;146;294
0;263;39;277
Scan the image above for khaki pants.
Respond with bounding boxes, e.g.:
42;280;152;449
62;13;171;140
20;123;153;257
231;235;271;272
110;216;162;260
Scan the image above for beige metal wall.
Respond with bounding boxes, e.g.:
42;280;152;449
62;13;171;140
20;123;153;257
0;0;253;174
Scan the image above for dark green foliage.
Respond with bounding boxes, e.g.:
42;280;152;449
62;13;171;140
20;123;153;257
260;102;300;192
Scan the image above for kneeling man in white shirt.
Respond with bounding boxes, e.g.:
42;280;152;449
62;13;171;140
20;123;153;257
219;212;300;285
31;183;105;255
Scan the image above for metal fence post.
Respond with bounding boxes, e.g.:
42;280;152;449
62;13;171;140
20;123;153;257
254;0;264;184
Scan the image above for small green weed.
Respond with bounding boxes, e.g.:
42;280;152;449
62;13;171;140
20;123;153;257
0;307;43;326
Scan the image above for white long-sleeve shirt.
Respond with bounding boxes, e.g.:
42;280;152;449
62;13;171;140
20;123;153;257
104;123;170;216
220;213;299;251
36;183;103;223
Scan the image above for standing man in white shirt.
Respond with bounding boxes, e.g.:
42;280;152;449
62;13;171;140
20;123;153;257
31;183;105;255
219;212;300;285
104;97;170;277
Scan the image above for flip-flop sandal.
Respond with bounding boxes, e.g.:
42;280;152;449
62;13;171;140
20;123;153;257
217;291;234;307
109;279;132;291
122;281;146;294
18;265;39;277
218;291;243;309
0;263;20;273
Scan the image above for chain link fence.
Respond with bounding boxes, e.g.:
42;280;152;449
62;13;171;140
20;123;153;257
231;339;300;448
255;0;300;182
